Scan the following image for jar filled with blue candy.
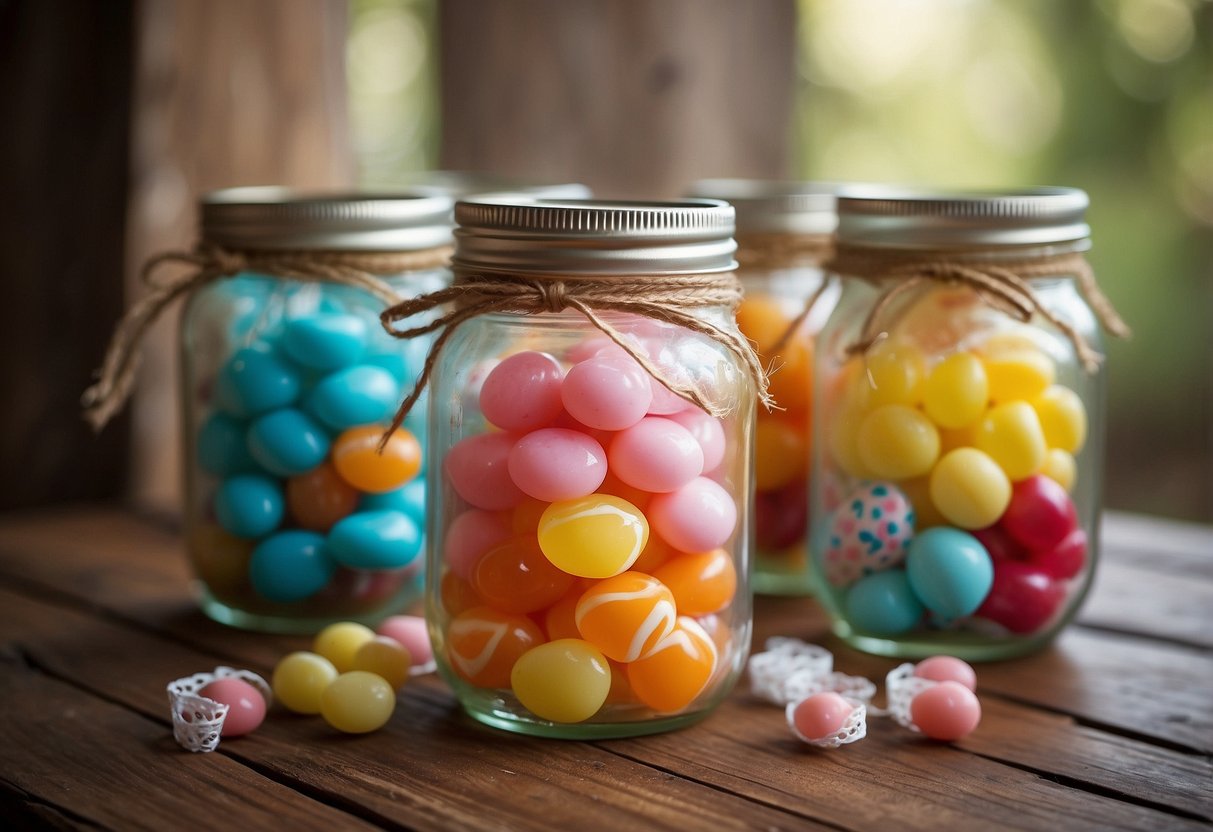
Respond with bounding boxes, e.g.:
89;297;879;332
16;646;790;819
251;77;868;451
182;188;453;633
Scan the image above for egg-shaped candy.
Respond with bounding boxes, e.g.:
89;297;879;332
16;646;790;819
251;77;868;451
215;346;302;417
561;354;652;431
511;639;612;723
282;314;368;371
975;561;1066;634
575;572;676;662
755;481;809;553
272;652;338;714
507;428;607;502
910;680;981;741
471;536;576;615
609;417;704;493
199;678;267;737
914;656;977;692
922;352;988;429
626;616;718;713
974;401;1047;482
648;477;737;554
823;482;916;588
444;509;513;580
479;351;565;432
445;432;525;511
247;408;331;477
999;475;1078;552
665;408;726;473
1028;527;1087;580
332;425;421;494
287;463;359;532
328;510;423;571
905;528;994;619
321;671;396;733
538;495;649;579
313;621;377;673
214;474;285;539
753;416;808;492
652;549;736;616
196;412;256;476
306;365;399;431
929;448;1011;530
359;478;426;527
248;530;335;602
844;570;924;635
1033;385;1087;454
447;606;544;689
857;404;940;480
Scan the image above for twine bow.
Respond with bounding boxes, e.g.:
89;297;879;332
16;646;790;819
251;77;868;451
379;270;774;443
82;243;452;431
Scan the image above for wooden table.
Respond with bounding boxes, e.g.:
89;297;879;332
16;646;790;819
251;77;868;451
0;506;1208;831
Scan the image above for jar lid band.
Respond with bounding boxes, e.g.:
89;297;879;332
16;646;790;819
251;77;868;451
687;179;838;236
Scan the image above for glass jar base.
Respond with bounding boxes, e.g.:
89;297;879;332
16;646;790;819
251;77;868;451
197;586;410;635
752;571;816;597
463;702;711;740
833;620;1058;662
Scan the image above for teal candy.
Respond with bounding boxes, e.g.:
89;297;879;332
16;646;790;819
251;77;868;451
364;353;411;382
249;530;335;602
305;365;399;430
359;479;426;526
906;528;995;618
844;570;924;635
214;474;284;539
282;314;369;371
327;510;422;570
247;408;330;476
196;413;256;476
215;346;302;416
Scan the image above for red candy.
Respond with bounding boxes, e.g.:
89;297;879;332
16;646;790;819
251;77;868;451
972;524;1021;563
1029;527;1087;580
976;561;1066;634
999;475;1077;552
755;481;808;552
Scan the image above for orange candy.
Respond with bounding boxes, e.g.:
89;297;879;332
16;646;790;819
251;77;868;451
332;425;422;494
596;471;652;510
631;531;675;573
188;522;255;598
736;295;792;353
471;537;575;615
626;616;718;713
447;606;544;689
510;497;549;534
652;549;736;616
440;571;482;617
575;572;677;663
542;586;584;641
287;462;359;532
754;416;809;491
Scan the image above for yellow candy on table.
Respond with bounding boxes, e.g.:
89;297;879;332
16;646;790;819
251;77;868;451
320;671;396;733
857;404;940;480
352;635;413;691
313;621;376;673
983;348;1055;403
975;401;1047;481
862;341;926;407
922;352;989;429
929;447;1012;529
272;651;339;714
510;639;612;723
1041;448;1077;492
538;495;649;579
1033;385;1088;453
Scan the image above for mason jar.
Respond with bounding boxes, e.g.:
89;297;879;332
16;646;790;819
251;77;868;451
404;170;592;201
689;180;838;595
423;198;756;737
812;187;1114;660
182;188;452;633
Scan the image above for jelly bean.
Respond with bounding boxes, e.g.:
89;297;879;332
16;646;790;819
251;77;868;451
648;477;737;554
471;536;576;614
561;355;652;431
975;401;1047;481
1028;527;1087;580
321;671;396;733
983;348;1054;403
914;656;977;691
306;365;399;431
272;651;339;714
929;448;1011;530
753;416;808;492
827;403;874;480
789;691;853;742
196;412;256;476
626;616;718;713
897;476;947;530
647;376;692;416
445;509;512;579
857;404;940;480
333;425;422;494
766;337;814;413
440;570;482;617
287;463;359;532
755;481;809;552
736;295;791;353
376;615;433;667
364;352;411;382
199;678;267;737
247;408;331;477
1033;386;1087;453
249;531;334;602
313;621;376;673
282;314;368;370
216;347;302;417
823;482;915;587
975;561;1065;634
507;428;608;501
447;606;544;688
480;351;565;432
999;475;1077;552
510;497;548;534
905;528;995;618
665;408;727;473
360;478;426;527
444;431;525;510
922;352;988;429
1041;448;1076;492
575;572;677;662
609;417;704;493
652;549;736;616
328;510;423;570
537;495;649;579
510;639;612;723
631;530;676;573
596;470;653;511
844;570;924;635
188;522;255;597
909;680;981;741
863;341;925;407
542;587;583;641
214;474;284;539
972;524;1023;563
938;423;981;455
353;636;412;691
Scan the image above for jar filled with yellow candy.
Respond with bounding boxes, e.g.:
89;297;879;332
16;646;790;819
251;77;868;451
811;187;1128;660
688;180;838;595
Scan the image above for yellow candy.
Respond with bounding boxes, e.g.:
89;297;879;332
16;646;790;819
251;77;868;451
828;402;874;479
900;476;948;530
857;404;940;480
538;495;649;579
975;401;1047;481
313;622;376;673
929;448;1012;529
938;422;980;454
862;341;926;407
922;352;989;429
1041;448;1077;492
352;636;412;691
1033;386;1087;453
272;651;339;714
510;639;611;723
983;349;1054;403
320;671;396;733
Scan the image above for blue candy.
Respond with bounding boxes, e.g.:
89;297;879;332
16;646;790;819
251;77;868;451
327;510;422;570
363;352;412;382
905;527;994;618
215;346;302;416
247;408;330;476
359;479;426;527
249;530;335;602
844;570;924;635
196;412;256;476
305;365;399;430
282;314;368;371
213;474;284;539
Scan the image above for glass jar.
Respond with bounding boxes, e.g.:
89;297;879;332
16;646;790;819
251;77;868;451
689;180;838;595
181;188;453;633
812;188;1110;660
423;198;755;738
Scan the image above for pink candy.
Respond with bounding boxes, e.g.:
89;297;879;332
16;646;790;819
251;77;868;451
913;656;977;692
508;428;607;501
198;678;266;737
445;509;512;580
479;351;564;432
909;681;982;741
445;432;525;510
376;615;433;666
790;691;854;742
609;417;704;493
649;477;737;553
561;355;652;431
665;408;727;472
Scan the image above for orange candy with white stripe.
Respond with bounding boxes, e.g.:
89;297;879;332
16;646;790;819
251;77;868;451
626;616;718;713
574;572;676;663
446;606;543;689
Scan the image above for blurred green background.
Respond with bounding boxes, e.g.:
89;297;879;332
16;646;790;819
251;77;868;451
348;0;1212;521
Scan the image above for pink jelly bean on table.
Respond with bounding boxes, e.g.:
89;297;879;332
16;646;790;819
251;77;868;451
665;408;726;473
444;509;512;580
790;691;854;742
376;615;433;666
198;678;266;737
909;680;981;741
561;355;652;431
445;432;525;511
507;428;607;501
648;476;737;553
914;656;977;692
609;417;704;493
479;351;565;432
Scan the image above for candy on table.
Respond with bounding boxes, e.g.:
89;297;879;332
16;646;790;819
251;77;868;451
272;651;340;714
168;666;273;752
625;616;718;713
247;408;331;477
787;691;864;747
608;416;705;493
575;572;677;663
652;548;737;616
352;636;413;691
287;463;360;532
479;350;565;432
320;671;397;733
647;477;737;554
327;509;423;570
471;536;576;614
913;655;977;691
248;530;335;602
822;482;916;588
444;431;526;510
214;474;285;539
313;621;377;673
537;495;649;579
843;569;925;635
908;680;982;741
376;614;435;670
447;606;545;688
507;428;608;501
332;425;422;494
510;639;612;723
198;678;268;737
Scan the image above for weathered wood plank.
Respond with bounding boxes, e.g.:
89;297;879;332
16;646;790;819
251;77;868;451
1101;513;1213;580
1079;558;1213;648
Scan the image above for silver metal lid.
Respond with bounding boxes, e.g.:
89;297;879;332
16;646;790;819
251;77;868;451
686;179;837;236
452;198;737;275
834;186;1091;251
405;171;592;201
201;187;454;251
